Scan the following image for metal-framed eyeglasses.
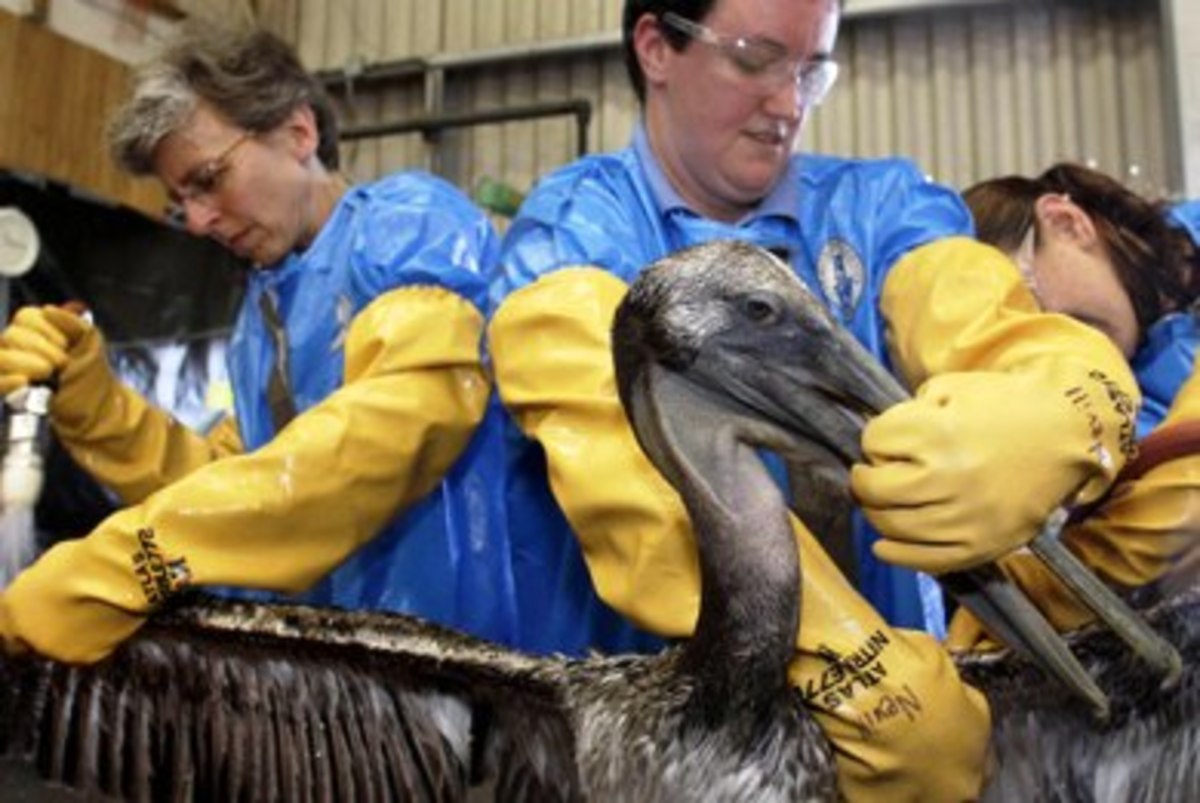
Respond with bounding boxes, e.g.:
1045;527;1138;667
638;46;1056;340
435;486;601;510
166;131;255;220
660;12;839;106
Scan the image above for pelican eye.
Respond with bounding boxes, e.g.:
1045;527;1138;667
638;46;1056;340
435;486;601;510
741;293;781;325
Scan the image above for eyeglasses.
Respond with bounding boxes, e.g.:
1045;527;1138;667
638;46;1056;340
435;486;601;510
1014;225;1044;306
166;131;254;219
660;12;839;106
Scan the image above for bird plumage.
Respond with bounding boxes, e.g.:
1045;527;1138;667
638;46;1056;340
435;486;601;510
963;585;1199;803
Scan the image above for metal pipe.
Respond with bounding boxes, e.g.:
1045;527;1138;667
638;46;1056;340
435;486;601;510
314;32;619;91
847;0;1011;18
425;30;620;72
315;57;428;90
340;99;593;157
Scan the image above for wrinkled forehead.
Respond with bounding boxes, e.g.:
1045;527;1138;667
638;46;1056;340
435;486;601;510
152;103;239;171
704;0;841;53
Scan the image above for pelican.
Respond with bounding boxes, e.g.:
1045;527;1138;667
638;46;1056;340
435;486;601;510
0;240;1191;802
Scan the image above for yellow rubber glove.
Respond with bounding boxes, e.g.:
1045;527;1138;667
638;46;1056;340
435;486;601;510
0;286;490;663
0;305;89;394
0;305;234;504
852;238;1140;573
490;267;991;803
948;361;1200;649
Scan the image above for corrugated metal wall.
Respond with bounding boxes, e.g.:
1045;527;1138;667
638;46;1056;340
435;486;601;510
813;1;1168;194
244;0;1169;207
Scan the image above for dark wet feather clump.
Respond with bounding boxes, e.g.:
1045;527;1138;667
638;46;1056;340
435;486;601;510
960;586;1200;803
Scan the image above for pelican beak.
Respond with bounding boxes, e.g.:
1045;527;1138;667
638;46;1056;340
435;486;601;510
729;313;1182;720
944;557;1114;721
1024;521;1182;691
945;516;1182;721
698;309;910;466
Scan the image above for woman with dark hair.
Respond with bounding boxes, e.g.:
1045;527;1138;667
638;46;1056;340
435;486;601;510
952;163;1200;645
966;164;1199;418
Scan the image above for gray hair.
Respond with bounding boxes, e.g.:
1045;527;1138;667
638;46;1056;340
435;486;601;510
107;23;340;174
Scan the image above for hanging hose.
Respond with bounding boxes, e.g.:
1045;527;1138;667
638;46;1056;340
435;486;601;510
0;384;52;589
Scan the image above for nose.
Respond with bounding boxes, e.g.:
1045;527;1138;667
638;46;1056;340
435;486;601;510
182;197;221;236
761;77;804;125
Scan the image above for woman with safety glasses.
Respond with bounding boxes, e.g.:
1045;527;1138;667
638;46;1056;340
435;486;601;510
947;163;1200;646
488;1;1141;800
0;24;533;665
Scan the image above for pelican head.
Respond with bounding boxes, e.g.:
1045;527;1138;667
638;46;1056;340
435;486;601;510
613;240;905;476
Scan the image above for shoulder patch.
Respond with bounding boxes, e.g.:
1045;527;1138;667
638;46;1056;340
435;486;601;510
817;238;866;322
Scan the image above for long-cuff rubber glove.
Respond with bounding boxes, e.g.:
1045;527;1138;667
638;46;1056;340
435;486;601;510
0;305;238;503
0;286;490;664
490;267;991;803
852;238;1141;574
948;359;1200;648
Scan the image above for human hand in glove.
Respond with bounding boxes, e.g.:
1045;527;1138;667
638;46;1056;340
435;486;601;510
0;304;153;494
948;364;1200;647
0;305;93;395
851;367;1136;574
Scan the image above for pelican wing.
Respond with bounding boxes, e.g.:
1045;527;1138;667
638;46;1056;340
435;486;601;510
0;595;579;803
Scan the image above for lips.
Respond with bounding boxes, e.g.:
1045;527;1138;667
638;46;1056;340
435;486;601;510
744;126;791;148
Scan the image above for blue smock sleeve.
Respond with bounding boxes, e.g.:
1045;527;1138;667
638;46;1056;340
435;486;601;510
351;172;498;313
494;158;658;306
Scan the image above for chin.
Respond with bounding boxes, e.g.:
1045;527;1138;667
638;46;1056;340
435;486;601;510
743;151;790;178
732;171;785;202
249;243;286;268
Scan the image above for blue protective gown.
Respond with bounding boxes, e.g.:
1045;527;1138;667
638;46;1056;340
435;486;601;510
494;126;966;636
215;171;526;647
1131;199;1200;436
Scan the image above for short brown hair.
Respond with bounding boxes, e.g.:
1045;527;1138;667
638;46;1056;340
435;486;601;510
108;22;339;174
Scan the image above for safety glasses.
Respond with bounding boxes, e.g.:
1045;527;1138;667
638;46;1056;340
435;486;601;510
660;12;839;106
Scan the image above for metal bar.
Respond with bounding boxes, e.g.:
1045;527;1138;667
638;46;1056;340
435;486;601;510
427;30;620;71
314;57;429;89
846;0;1010;17
340;99;593;158
315;32;619;91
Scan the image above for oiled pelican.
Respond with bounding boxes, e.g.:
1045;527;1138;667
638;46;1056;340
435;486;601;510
0;240;1188;802
0;239;897;802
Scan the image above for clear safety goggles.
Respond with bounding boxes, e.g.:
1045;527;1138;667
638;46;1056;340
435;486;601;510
660;12;840;106
1014;225;1045;307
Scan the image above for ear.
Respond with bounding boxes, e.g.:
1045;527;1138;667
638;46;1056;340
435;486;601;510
280;104;320;163
633;13;673;90
1034;193;1099;248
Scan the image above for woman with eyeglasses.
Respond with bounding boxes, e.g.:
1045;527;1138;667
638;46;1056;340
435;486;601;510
488;0;1141;800
946;163;1200;647
0;24;580;667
